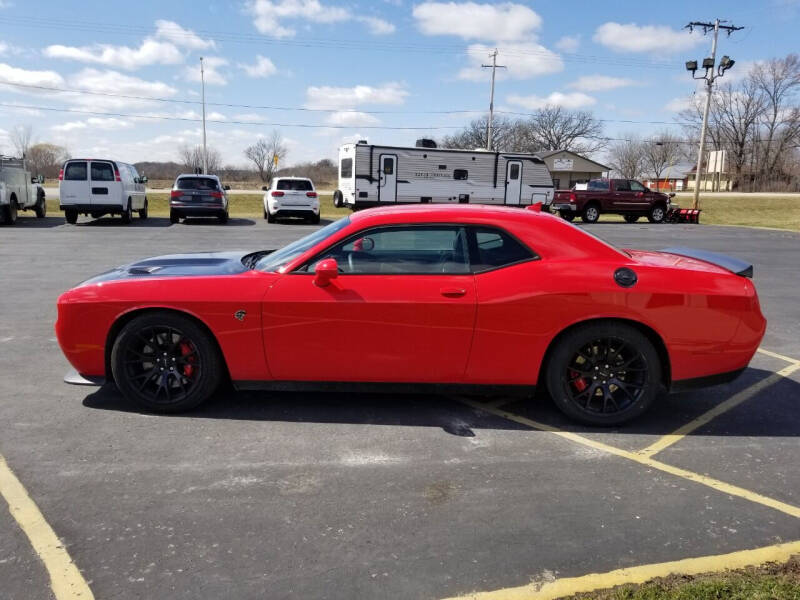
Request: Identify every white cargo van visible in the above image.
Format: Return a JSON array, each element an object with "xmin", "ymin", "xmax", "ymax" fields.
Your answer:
[{"xmin": 59, "ymin": 159, "xmax": 148, "ymax": 224}]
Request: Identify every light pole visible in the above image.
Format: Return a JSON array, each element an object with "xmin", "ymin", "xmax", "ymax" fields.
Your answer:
[
  {"xmin": 685, "ymin": 19, "xmax": 742, "ymax": 209},
  {"xmin": 481, "ymin": 49, "xmax": 506, "ymax": 151},
  {"xmin": 200, "ymin": 56, "xmax": 208, "ymax": 175}
]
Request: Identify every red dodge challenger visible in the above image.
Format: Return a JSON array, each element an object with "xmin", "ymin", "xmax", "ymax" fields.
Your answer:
[{"xmin": 56, "ymin": 205, "xmax": 766, "ymax": 425}]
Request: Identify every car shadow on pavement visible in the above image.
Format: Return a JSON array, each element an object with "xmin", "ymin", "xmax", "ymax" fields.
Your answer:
[
  {"xmin": 80, "ymin": 366, "xmax": 798, "ymax": 439},
  {"xmin": 7, "ymin": 216, "xmax": 65, "ymax": 228},
  {"xmin": 179, "ymin": 217, "xmax": 256, "ymax": 226}
]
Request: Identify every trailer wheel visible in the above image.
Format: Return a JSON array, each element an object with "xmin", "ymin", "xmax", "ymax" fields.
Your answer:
[
  {"xmin": 34, "ymin": 191, "xmax": 47, "ymax": 218},
  {"xmin": 333, "ymin": 190, "xmax": 344, "ymax": 208}
]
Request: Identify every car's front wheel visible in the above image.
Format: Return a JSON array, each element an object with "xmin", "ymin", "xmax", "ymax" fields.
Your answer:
[
  {"xmin": 111, "ymin": 311, "xmax": 223, "ymax": 413},
  {"xmin": 545, "ymin": 322, "xmax": 661, "ymax": 426},
  {"xmin": 648, "ymin": 204, "xmax": 666, "ymax": 223}
]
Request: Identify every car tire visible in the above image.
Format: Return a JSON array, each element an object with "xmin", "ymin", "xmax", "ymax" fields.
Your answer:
[
  {"xmin": 111, "ymin": 311, "xmax": 223, "ymax": 413},
  {"xmin": 34, "ymin": 192, "xmax": 47, "ymax": 218},
  {"xmin": 333, "ymin": 190, "xmax": 344, "ymax": 208},
  {"xmin": 170, "ymin": 210, "xmax": 180, "ymax": 224},
  {"xmin": 267, "ymin": 210, "xmax": 276, "ymax": 223},
  {"xmin": 121, "ymin": 200, "xmax": 133, "ymax": 224},
  {"xmin": 308, "ymin": 213, "xmax": 321, "ymax": 224},
  {"xmin": 218, "ymin": 211, "xmax": 229, "ymax": 224},
  {"xmin": 263, "ymin": 206, "xmax": 268, "ymax": 220},
  {"xmin": 559, "ymin": 210, "xmax": 575, "ymax": 222},
  {"xmin": 581, "ymin": 204, "xmax": 600, "ymax": 223},
  {"xmin": 648, "ymin": 204, "xmax": 666, "ymax": 223},
  {"xmin": 65, "ymin": 209, "xmax": 78, "ymax": 224},
  {"xmin": 1, "ymin": 198, "xmax": 17, "ymax": 225},
  {"xmin": 139, "ymin": 199, "xmax": 148, "ymax": 220},
  {"xmin": 624, "ymin": 214, "xmax": 639, "ymax": 223},
  {"xmin": 544, "ymin": 322, "xmax": 662, "ymax": 426}
]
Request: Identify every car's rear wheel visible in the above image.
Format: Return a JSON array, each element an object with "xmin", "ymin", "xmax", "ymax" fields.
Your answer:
[
  {"xmin": 581, "ymin": 204, "xmax": 599, "ymax": 223},
  {"xmin": 121, "ymin": 200, "xmax": 133, "ymax": 224},
  {"xmin": 35, "ymin": 192, "xmax": 47, "ymax": 218},
  {"xmin": 559, "ymin": 210, "xmax": 575, "ymax": 222},
  {"xmin": 267, "ymin": 210, "xmax": 276, "ymax": 223},
  {"xmin": 648, "ymin": 204, "xmax": 666, "ymax": 223},
  {"xmin": 65, "ymin": 209, "xmax": 78, "ymax": 224},
  {"xmin": 2, "ymin": 197, "xmax": 18, "ymax": 225},
  {"xmin": 218, "ymin": 211, "xmax": 229, "ymax": 224},
  {"xmin": 111, "ymin": 312, "xmax": 223, "ymax": 413},
  {"xmin": 545, "ymin": 323, "xmax": 661, "ymax": 426},
  {"xmin": 139, "ymin": 199, "xmax": 148, "ymax": 219},
  {"xmin": 624, "ymin": 214, "xmax": 639, "ymax": 223},
  {"xmin": 308, "ymin": 212, "xmax": 320, "ymax": 224},
  {"xmin": 170, "ymin": 210, "xmax": 180, "ymax": 224}
]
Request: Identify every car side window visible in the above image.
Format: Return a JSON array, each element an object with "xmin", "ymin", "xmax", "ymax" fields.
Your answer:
[
  {"xmin": 310, "ymin": 226, "xmax": 470, "ymax": 275},
  {"xmin": 469, "ymin": 227, "xmax": 535, "ymax": 272},
  {"xmin": 615, "ymin": 180, "xmax": 631, "ymax": 192},
  {"xmin": 629, "ymin": 180, "xmax": 646, "ymax": 192}
]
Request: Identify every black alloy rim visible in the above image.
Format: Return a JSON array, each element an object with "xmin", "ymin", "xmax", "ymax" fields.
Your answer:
[
  {"xmin": 561, "ymin": 337, "xmax": 648, "ymax": 414},
  {"xmin": 123, "ymin": 326, "xmax": 201, "ymax": 404}
]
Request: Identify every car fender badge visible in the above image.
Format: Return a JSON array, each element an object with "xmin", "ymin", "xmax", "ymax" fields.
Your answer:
[{"xmin": 234, "ymin": 310, "xmax": 247, "ymax": 321}]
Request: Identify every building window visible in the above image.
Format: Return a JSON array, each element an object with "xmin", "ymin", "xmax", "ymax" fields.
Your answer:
[{"xmin": 340, "ymin": 158, "xmax": 353, "ymax": 178}]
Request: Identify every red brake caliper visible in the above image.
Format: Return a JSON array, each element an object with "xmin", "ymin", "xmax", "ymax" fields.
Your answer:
[
  {"xmin": 179, "ymin": 342, "xmax": 195, "ymax": 377},
  {"xmin": 570, "ymin": 370, "xmax": 588, "ymax": 392}
]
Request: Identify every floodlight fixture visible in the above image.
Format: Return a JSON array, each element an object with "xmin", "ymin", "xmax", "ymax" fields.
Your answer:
[
  {"xmin": 702, "ymin": 57, "xmax": 715, "ymax": 69},
  {"xmin": 685, "ymin": 60, "xmax": 698, "ymax": 72},
  {"xmin": 719, "ymin": 55, "xmax": 735, "ymax": 73}
]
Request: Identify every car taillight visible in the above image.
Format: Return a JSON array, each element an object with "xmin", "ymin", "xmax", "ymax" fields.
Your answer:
[
  {"xmin": 58, "ymin": 169, "xmax": 64, "ymax": 181},
  {"xmin": 306, "ymin": 191, "xmax": 317, "ymax": 198},
  {"xmin": 271, "ymin": 191, "xmax": 284, "ymax": 197},
  {"xmin": 210, "ymin": 191, "xmax": 223, "ymax": 199},
  {"xmin": 170, "ymin": 190, "xmax": 182, "ymax": 198},
  {"xmin": 114, "ymin": 170, "xmax": 121, "ymax": 182},
  {"xmin": 569, "ymin": 193, "xmax": 577, "ymax": 203}
]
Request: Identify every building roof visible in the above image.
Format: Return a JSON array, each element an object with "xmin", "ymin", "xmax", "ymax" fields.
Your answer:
[
  {"xmin": 534, "ymin": 149, "xmax": 611, "ymax": 171},
  {"xmin": 641, "ymin": 162, "xmax": 696, "ymax": 180}
]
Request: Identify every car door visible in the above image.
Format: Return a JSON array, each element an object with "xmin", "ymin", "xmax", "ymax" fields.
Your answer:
[
  {"xmin": 610, "ymin": 178, "xmax": 633, "ymax": 210},
  {"xmin": 263, "ymin": 225, "xmax": 476, "ymax": 383},
  {"xmin": 89, "ymin": 161, "xmax": 116, "ymax": 206},
  {"xmin": 60, "ymin": 161, "xmax": 88, "ymax": 205},
  {"xmin": 378, "ymin": 155, "xmax": 397, "ymax": 203},
  {"xmin": 504, "ymin": 160, "xmax": 523, "ymax": 204},
  {"xmin": 628, "ymin": 180, "xmax": 650, "ymax": 209}
]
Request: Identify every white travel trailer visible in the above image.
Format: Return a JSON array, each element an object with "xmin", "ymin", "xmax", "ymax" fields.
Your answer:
[{"xmin": 333, "ymin": 140, "xmax": 554, "ymax": 210}]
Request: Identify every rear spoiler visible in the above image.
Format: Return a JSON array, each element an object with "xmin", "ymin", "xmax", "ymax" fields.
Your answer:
[{"xmin": 662, "ymin": 247, "xmax": 753, "ymax": 278}]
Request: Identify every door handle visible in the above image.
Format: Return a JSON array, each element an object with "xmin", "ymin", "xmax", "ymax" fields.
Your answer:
[{"xmin": 440, "ymin": 287, "xmax": 467, "ymax": 298}]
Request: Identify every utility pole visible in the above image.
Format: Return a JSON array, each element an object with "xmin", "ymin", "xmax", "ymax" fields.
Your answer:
[
  {"xmin": 481, "ymin": 49, "xmax": 506, "ymax": 151},
  {"xmin": 200, "ymin": 56, "xmax": 208, "ymax": 175},
  {"xmin": 684, "ymin": 20, "xmax": 743, "ymax": 209}
]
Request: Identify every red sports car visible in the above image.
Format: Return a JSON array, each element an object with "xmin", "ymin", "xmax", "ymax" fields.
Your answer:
[{"xmin": 56, "ymin": 205, "xmax": 766, "ymax": 425}]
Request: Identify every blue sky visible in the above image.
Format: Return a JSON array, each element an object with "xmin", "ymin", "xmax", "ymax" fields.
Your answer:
[{"xmin": 0, "ymin": 0, "xmax": 799, "ymax": 167}]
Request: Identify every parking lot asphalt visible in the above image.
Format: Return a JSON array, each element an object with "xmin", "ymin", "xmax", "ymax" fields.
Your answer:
[{"xmin": 1, "ymin": 214, "xmax": 799, "ymax": 600}]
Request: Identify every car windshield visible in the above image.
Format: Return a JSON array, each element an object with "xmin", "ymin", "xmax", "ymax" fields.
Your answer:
[
  {"xmin": 276, "ymin": 179, "xmax": 313, "ymax": 191},
  {"xmin": 255, "ymin": 217, "xmax": 351, "ymax": 272},
  {"xmin": 177, "ymin": 177, "xmax": 219, "ymax": 191}
]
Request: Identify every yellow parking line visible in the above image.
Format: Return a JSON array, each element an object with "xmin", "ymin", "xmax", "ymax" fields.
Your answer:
[
  {"xmin": 757, "ymin": 347, "xmax": 800, "ymax": 365},
  {"xmin": 442, "ymin": 539, "xmax": 800, "ymax": 600},
  {"xmin": 457, "ymin": 398, "xmax": 800, "ymax": 519},
  {"xmin": 0, "ymin": 454, "xmax": 94, "ymax": 599}
]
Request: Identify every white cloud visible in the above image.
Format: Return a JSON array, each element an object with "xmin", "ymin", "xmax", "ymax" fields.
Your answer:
[
  {"xmin": 555, "ymin": 35, "xmax": 580, "ymax": 53},
  {"xmin": 326, "ymin": 111, "xmax": 381, "ymax": 127},
  {"xmin": 507, "ymin": 92, "xmax": 596, "ymax": 110},
  {"xmin": 239, "ymin": 55, "xmax": 277, "ymax": 78},
  {"xmin": 413, "ymin": 2, "xmax": 541, "ymax": 41},
  {"xmin": 305, "ymin": 82, "xmax": 408, "ymax": 110},
  {"xmin": 44, "ymin": 39, "xmax": 183, "ymax": 70},
  {"xmin": 52, "ymin": 117, "xmax": 132, "ymax": 133},
  {"xmin": 593, "ymin": 22, "xmax": 704, "ymax": 53},
  {"xmin": 0, "ymin": 41, "xmax": 7, "ymax": 55},
  {"xmin": 184, "ymin": 56, "xmax": 229, "ymax": 86},
  {"xmin": 458, "ymin": 43, "xmax": 563, "ymax": 81},
  {"xmin": 154, "ymin": 20, "xmax": 216, "ymax": 50},
  {"xmin": 247, "ymin": 0, "xmax": 352, "ymax": 38},
  {"xmin": 568, "ymin": 75, "xmax": 638, "ymax": 92},
  {"xmin": 357, "ymin": 16, "xmax": 396, "ymax": 35},
  {"xmin": 66, "ymin": 69, "xmax": 178, "ymax": 109},
  {"xmin": 664, "ymin": 95, "xmax": 695, "ymax": 112},
  {"xmin": 0, "ymin": 62, "xmax": 65, "ymax": 88}
]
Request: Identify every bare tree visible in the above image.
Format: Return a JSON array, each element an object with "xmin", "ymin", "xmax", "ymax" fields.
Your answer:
[
  {"xmin": 244, "ymin": 130, "xmax": 287, "ymax": 182},
  {"xmin": 608, "ymin": 134, "xmax": 646, "ymax": 179},
  {"xmin": 10, "ymin": 125, "xmax": 33, "ymax": 158},
  {"xmin": 641, "ymin": 130, "xmax": 684, "ymax": 183},
  {"xmin": 179, "ymin": 144, "xmax": 221, "ymax": 174},
  {"xmin": 440, "ymin": 115, "xmax": 520, "ymax": 151},
  {"xmin": 26, "ymin": 143, "xmax": 70, "ymax": 178},
  {"xmin": 520, "ymin": 106, "xmax": 606, "ymax": 154}
]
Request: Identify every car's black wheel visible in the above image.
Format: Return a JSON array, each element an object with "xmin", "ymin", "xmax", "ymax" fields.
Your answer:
[
  {"xmin": 267, "ymin": 210, "xmax": 276, "ymax": 223},
  {"xmin": 581, "ymin": 204, "xmax": 600, "ymax": 223},
  {"xmin": 218, "ymin": 211, "xmax": 229, "ymax": 224},
  {"xmin": 121, "ymin": 200, "xmax": 133, "ymax": 224},
  {"xmin": 333, "ymin": 190, "xmax": 344, "ymax": 208},
  {"xmin": 559, "ymin": 210, "xmax": 575, "ymax": 222},
  {"xmin": 139, "ymin": 199, "xmax": 148, "ymax": 219},
  {"xmin": 308, "ymin": 212, "xmax": 321, "ymax": 224},
  {"xmin": 111, "ymin": 312, "xmax": 223, "ymax": 413},
  {"xmin": 170, "ymin": 210, "xmax": 180, "ymax": 224},
  {"xmin": 263, "ymin": 206, "xmax": 268, "ymax": 220},
  {"xmin": 648, "ymin": 204, "xmax": 666, "ymax": 223},
  {"xmin": 624, "ymin": 214, "xmax": 639, "ymax": 223},
  {"xmin": 34, "ymin": 192, "xmax": 47, "ymax": 218},
  {"xmin": 545, "ymin": 322, "xmax": 661, "ymax": 426},
  {"xmin": 65, "ymin": 209, "xmax": 78, "ymax": 224},
  {"xmin": 1, "ymin": 198, "xmax": 17, "ymax": 225}
]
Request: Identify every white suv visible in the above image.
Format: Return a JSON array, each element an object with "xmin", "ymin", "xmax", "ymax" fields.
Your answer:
[{"xmin": 263, "ymin": 177, "xmax": 320, "ymax": 224}]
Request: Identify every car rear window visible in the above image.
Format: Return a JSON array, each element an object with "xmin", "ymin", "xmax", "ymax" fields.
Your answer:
[
  {"xmin": 176, "ymin": 177, "xmax": 219, "ymax": 191},
  {"xmin": 276, "ymin": 179, "xmax": 313, "ymax": 191},
  {"xmin": 64, "ymin": 162, "xmax": 87, "ymax": 181},
  {"xmin": 587, "ymin": 180, "xmax": 609, "ymax": 191},
  {"xmin": 91, "ymin": 162, "xmax": 115, "ymax": 182}
]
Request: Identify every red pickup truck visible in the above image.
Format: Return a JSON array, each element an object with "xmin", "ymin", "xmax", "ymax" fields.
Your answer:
[{"xmin": 551, "ymin": 179, "xmax": 673, "ymax": 224}]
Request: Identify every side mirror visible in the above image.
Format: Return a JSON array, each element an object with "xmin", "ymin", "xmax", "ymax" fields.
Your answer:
[
  {"xmin": 669, "ymin": 192, "xmax": 676, "ymax": 198},
  {"xmin": 636, "ymin": 191, "xmax": 644, "ymax": 198},
  {"xmin": 262, "ymin": 186, "xmax": 268, "ymax": 191},
  {"xmin": 352, "ymin": 236, "xmax": 374, "ymax": 252},
  {"xmin": 141, "ymin": 176, "xmax": 148, "ymax": 184},
  {"xmin": 314, "ymin": 258, "xmax": 339, "ymax": 287},
  {"xmin": 224, "ymin": 185, "xmax": 231, "ymax": 191}
]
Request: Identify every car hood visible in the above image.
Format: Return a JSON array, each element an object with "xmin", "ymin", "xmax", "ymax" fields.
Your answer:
[{"xmin": 76, "ymin": 250, "xmax": 265, "ymax": 287}]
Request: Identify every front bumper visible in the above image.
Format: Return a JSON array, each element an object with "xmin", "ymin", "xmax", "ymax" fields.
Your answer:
[{"xmin": 64, "ymin": 368, "xmax": 105, "ymax": 386}]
